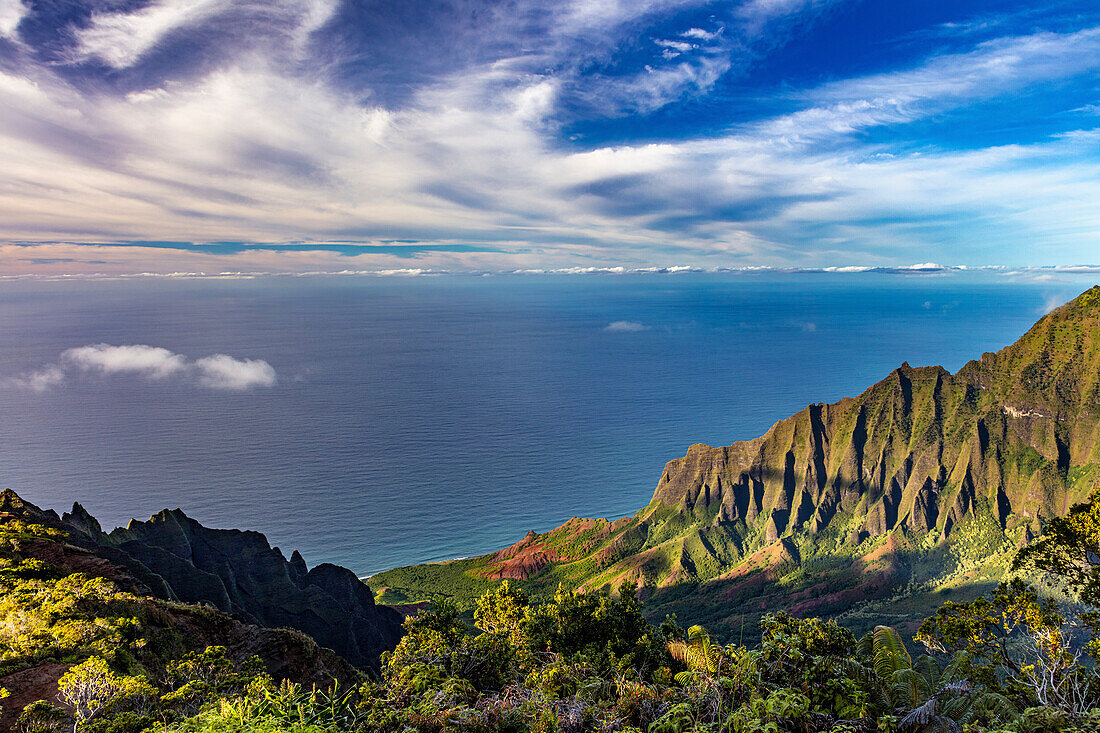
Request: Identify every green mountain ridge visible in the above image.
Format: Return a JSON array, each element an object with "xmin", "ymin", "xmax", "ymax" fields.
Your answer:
[{"xmin": 372, "ymin": 285, "xmax": 1100, "ymax": 638}]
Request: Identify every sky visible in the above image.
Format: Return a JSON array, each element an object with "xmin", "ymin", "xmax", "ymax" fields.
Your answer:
[{"xmin": 0, "ymin": 0, "xmax": 1099, "ymax": 275}]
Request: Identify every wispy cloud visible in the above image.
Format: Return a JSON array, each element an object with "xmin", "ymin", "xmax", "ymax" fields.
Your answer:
[
  {"xmin": 604, "ymin": 320, "xmax": 649, "ymax": 332},
  {"xmin": 656, "ymin": 39, "xmax": 696, "ymax": 53},
  {"xmin": 0, "ymin": 1, "xmax": 1098, "ymax": 272},
  {"xmin": 0, "ymin": 0, "xmax": 29, "ymax": 38},
  {"xmin": 72, "ymin": 0, "xmax": 337, "ymax": 68},
  {"xmin": 793, "ymin": 28, "xmax": 1100, "ymax": 133},
  {"xmin": 8, "ymin": 345, "xmax": 277, "ymax": 391},
  {"xmin": 681, "ymin": 27, "xmax": 720, "ymax": 40},
  {"xmin": 8, "ymin": 365, "xmax": 65, "ymax": 392},
  {"xmin": 75, "ymin": 0, "xmax": 226, "ymax": 67}
]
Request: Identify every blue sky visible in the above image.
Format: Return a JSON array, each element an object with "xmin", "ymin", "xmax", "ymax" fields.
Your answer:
[{"xmin": 0, "ymin": 0, "xmax": 1098, "ymax": 274}]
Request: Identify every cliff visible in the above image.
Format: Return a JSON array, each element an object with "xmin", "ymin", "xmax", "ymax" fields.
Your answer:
[
  {"xmin": 0, "ymin": 489, "xmax": 403, "ymax": 671},
  {"xmin": 0, "ymin": 489, "xmax": 364, "ymax": 731},
  {"xmin": 102, "ymin": 509, "xmax": 404, "ymax": 671},
  {"xmin": 372, "ymin": 286, "xmax": 1100, "ymax": 637}
]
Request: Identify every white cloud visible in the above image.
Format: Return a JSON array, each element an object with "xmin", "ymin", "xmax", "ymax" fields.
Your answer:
[
  {"xmin": 7, "ymin": 344, "xmax": 276, "ymax": 391},
  {"xmin": 682, "ymin": 27, "xmax": 719, "ymax": 40},
  {"xmin": 75, "ymin": 0, "xmax": 227, "ymax": 68},
  {"xmin": 194, "ymin": 354, "xmax": 277, "ymax": 390},
  {"xmin": 62, "ymin": 344, "xmax": 188, "ymax": 378},
  {"xmin": 604, "ymin": 320, "xmax": 649, "ymax": 332},
  {"xmin": 512, "ymin": 80, "xmax": 558, "ymax": 122},
  {"xmin": 604, "ymin": 53, "xmax": 732, "ymax": 113},
  {"xmin": 1, "ymin": 8, "xmax": 1100, "ymax": 272},
  {"xmin": 0, "ymin": 0, "xmax": 28, "ymax": 38},
  {"xmin": 73, "ymin": 0, "xmax": 337, "ymax": 68},
  {"xmin": 656, "ymin": 39, "xmax": 695, "ymax": 52},
  {"xmin": 780, "ymin": 28, "xmax": 1100, "ymax": 142},
  {"xmin": 6, "ymin": 365, "xmax": 65, "ymax": 392}
]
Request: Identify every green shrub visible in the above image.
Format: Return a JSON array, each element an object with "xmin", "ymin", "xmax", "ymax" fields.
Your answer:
[{"xmin": 16, "ymin": 700, "xmax": 67, "ymax": 733}]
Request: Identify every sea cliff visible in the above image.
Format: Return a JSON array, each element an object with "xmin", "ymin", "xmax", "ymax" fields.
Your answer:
[{"xmin": 373, "ymin": 286, "xmax": 1100, "ymax": 638}]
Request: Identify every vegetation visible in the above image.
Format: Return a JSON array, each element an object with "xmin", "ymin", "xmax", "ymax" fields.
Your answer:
[
  {"xmin": 0, "ymin": 514, "xmax": 348, "ymax": 732},
  {"xmin": 148, "ymin": 490, "xmax": 1100, "ymax": 732},
  {"xmin": 124, "ymin": 579, "xmax": 1100, "ymax": 732},
  {"xmin": 11, "ymin": 289, "xmax": 1100, "ymax": 731},
  {"xmin": 0, "ymin": 519, "xmax": 149, "ymax": 677},
  {"xmin": 14, "ymin": 486, "xmax": 1100, "ymax": 732}
]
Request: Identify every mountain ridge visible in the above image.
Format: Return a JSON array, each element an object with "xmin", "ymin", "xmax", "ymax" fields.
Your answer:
[
  {"xmin": 102, "ymin": 505, "xmax": 405, "ymax": 670},
  {"xmin": 372, "ymin": 286, "xmax": 1100, "ymax": 637},
  {"xmin": 0, "ymin": 488, "xmax": 403, "ymax": 670}
]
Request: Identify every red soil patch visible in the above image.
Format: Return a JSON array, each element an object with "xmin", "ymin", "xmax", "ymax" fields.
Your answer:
[
  {"xmin": 480, "ymin": 519, "xmax": 622, "ymax": 580},
  {"xmin": 0, "ymin": 662, "xmax": 73, "ymax": 730}
]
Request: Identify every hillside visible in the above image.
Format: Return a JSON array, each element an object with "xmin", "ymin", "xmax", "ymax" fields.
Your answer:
[
  {"xmin": 0, "ymin": 489, "xmax": 363, "ymax": 730},
  {"xmin": 0, "ymin": 489, "xmax": 402, "ymax": 668},
  {"xmin": 372, "ymin": 286, "xmax": 1100, "ymax": 638}
]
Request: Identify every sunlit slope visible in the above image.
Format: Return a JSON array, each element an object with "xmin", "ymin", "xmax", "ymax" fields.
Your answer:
[{"xmin": 372, "ymin": 286, "xmax": 1100, "ymax": 637}]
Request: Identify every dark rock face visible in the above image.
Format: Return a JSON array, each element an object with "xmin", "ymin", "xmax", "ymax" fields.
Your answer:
[
  {"xmin": 0, "ymin": 489, "xmax": 404, "ymax": 671},
  {"xmin": 0, "ymin": 489, "xmax": 364, "ymax": 685},
  {"xmin": 98, "ymin": 509, "xmax": 404, "ymax": 671}
]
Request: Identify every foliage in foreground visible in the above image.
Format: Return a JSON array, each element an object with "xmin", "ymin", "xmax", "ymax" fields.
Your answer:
[
  {"xmin": 15, "ymin": 490, "xmax": 1100, "ymax": 732},
  {"xmin": 142, "ymin": 577, "xmax": 1100, "ymax": 733}
]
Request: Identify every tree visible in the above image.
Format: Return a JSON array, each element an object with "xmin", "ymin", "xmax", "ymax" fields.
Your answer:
[
  {"xmin": 56, "ymin": 656, "xmax": 155, "ymax": 732},
  {"xmin": 916, "ymin": 580, "xmax": 1091, "ymax": 714},
  {"xmin": 16, "ymin": 700, "xmax": 67, "ymax": 733},
  {"xmin": 756, "ymin": 612, "xmax": 872, "ymax": 719},
  {"xmin": 868, "ymin": 625, "xmax": 911, "ymax": 681},
  {"xmin": 473, "ymin": 581, "xmax": 528, "ymax": 637},
  {"xmin": 384, "ymin": 597, "xmax": 467, "ymax": 675},
  {"xmin": 1014, "ymin": 490, "xmax": 1100, "ymax": 604},
  {"xmin": 668, "ymin": 625, "xmax": 725, "ymax": 684},
  {"xmin": 520, "ymin": 581, "xmax": 666, "ymax": 676},
  {"xmin": 161, "ymin": 646, "xmax": 267, "ymax": 715}
]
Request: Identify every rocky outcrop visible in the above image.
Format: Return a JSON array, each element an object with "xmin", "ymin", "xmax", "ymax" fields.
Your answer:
[
  {"xmin": 0, "ymin": 489, "xmax": 402, "ymax": 671},
  {"xmin": 635, "ymin": 288, "xmax": 1100, "ymax": 580},
  {"xmin": 101, "ymin": 509, "xmax": 403, "ymax": 671},
  {"xmin": 0, "ymin": 484, "xmax": 358, "ymax": 686}
]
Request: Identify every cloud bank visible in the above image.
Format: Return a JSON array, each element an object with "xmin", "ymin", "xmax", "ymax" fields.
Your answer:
[
  {"xmin": 0, "ymin": 1, "xmax": 1098, "ymax": 272},
  {"xmin": 9, "ymin": 344, "xmax": 277, "ymax": 391}
]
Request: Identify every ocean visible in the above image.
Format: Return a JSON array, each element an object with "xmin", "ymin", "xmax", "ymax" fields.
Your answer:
[{"xmin": 0, "ymin": 272, "xmax": 1089, "ymax": 576}]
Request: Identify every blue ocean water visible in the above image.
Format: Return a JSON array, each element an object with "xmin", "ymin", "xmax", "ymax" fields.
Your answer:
[{"xmin": 0, "ymin": 273, "xmax": 1090, "ymax": 575}]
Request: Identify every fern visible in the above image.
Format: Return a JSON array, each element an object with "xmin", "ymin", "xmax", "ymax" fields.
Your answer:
[
  {"xmin": 891, "ymin": 668, "xmax": 932, "ymax": 710},
  {"xmin": 872, "ymin": 626, "xmax": 912, "ymax": 679},
  {"xmin": 668, "ymin": 625, "xmax": 721, "ymax": 678}
]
